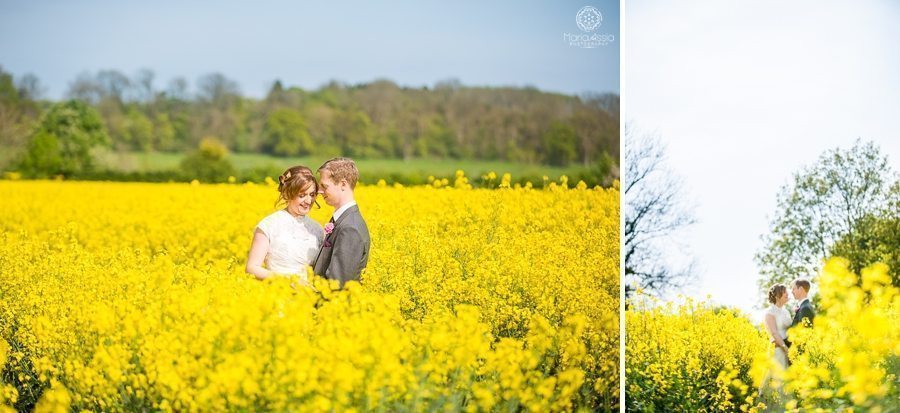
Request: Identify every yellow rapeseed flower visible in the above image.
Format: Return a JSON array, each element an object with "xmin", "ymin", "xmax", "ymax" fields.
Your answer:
[{"xmin": 0, "ymin": 179, "xmax": 619, "ymax": 412}]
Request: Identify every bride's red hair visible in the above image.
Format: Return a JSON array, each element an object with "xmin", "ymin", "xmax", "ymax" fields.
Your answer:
[{"xmin": 275, "ymin": 165, "xmax": 319, "ymax": 208}]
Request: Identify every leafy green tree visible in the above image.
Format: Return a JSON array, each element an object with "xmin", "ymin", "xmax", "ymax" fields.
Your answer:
[
  {"xmin": 179, "ymin": 137, "xmax": 236, "ymax": 182},
  {"xmin": 262, "ymin": 108, "xmax": 314, "ymax": 156},
  {"xmin": 17, "ymin": 100, "xmax": 109, "ymax": 177},
  {"xmin": 16, "ymin": 131, "xmax": 61, "ymax": 175},
  {"xmin": 541, "ymin": 121, "xmax": 577, "ymax": 166},
  {"xmin": 756, "ymin": 140, "xmax": 898, "ymax": 290},
  {"xmin": 169, "ymin": 111, "xmax": 191, "ymax": 151},
  {"xmin": 153, "ymin": 113, "xmax": 176, "ymax": 151},
  {"xmin": 0, "ymin": 66, "xmax": 43, "ymax": 116},
  {"xmin": 0, "ymin": 67, "xmax": 42, "ymax": 169},
  {"xmin": 579, "ymin": 151, "xmax": 617, "ymax": 187},
  {"xmin": 265, "ymin": 80, "xmax": 288, "ymax": 107},
  {"xmin": 125, "ymin": 107, "xmax": 153, "ymax": 151},
  {"xmin": 830, "ymin": 182, "xmax": 900, "ymax": 284},
  {"xmin": 0, "ymin": 67, "xmax": 20, "ymax": 106},
  {"xmin": 0, "ymin": 104, "xmax": 31, "ymax": 169},
  {"xmin": 573, "ymin": 94, "xmax": 619, "ymax": 166},
  {"xmin": 332, "ymin": 110, "xmax": 374, "ymax": 157},
  {"xmin": 194, "ymin": 73, "xmax": 244, "ymax": 149},
  {"xmin": 95, "ymin": 99, "xmax": 126, "ymax": 149},
  {"xmin": 303, "ymin": 103, "xmax": 339, "ymax": 156},
  {"xmin": 370, "ymin": 130, "xmax": 396, "ymax": 159},
  {"xmin": 420, "ymin": 116, "xmax": 456, "ymax": 158}
]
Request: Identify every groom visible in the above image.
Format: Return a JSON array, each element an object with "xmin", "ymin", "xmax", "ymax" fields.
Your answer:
[
  {"xmin": 790, "ymin": 278, "xmax": 815, "ymax": 327},
  {"xmin": 312, "ymin": 157, "xmax": 371, "ymax": 288}
]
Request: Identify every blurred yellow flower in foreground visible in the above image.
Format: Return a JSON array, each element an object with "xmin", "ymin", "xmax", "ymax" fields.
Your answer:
[{"xmin": 627, "ymin": 258, "xmax": 898, "ymax": 412}]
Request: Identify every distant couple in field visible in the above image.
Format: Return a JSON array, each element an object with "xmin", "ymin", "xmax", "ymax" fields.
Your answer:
[
  {"xmin": 764, "ymin": 279, "xmax": 815, "ymax": 366},
  {"xmin": 759, "ymin": 279, "xmax": 815, "ymax": 399},
  {"xmin": 244, "ymin": 157, "xmax": 371, "ymax": 288}
]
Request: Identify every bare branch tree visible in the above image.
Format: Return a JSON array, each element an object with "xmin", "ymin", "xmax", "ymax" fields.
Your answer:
[{"xmin": 624, "ymin": 124, "xmax": 696, "ymax": 302}]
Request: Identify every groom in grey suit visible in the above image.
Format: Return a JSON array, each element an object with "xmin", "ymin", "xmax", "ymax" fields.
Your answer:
[{"xmin": 313, "ymin": 157, "xmax": 370, "ymax": 287}]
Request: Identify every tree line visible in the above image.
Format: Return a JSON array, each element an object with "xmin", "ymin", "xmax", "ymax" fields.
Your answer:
[{"xmin": 0, "ymin": 66, "xmax": 618, "ymax": 173}]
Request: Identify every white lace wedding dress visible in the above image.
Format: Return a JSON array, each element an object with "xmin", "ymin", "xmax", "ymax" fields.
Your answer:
[
  {"xmin": 765, "ymin": 304, "xmax": 792, "ymax": 367},
  {"xmin": 255, "ymin": 210, "xmax": 324, "ymax": 280}
]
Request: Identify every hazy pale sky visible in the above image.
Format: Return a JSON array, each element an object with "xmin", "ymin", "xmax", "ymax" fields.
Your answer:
[
  {"xmin": 0, "ymin": 0, "xmax": 619, "ymax": 99},
  {"xmin": 625, "ymin": 0, "xmax": 900, "ymax": 315}
]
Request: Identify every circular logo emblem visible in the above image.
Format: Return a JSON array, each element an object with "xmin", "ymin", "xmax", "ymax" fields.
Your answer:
[{"xmin": 576, "ymin": 6, "xmax": 603, "ymax": 32}]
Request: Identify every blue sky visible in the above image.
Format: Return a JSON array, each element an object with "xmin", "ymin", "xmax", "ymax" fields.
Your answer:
[
  {"xmin": 0, "ymin": 0, "xmax": 619, "ymax": 99},
  {"xmin": 625, "ymin": 0, "xmax": 900, "ymax": 316}
]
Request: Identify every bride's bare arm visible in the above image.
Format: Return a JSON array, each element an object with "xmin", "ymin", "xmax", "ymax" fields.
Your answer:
[
  {"xmin": 246, "ymin": 229, "xmax": 275, "ymax": 280},
  {"xmin": 764, "ymin": 313, "xmax": 787, "ymax": 350}
]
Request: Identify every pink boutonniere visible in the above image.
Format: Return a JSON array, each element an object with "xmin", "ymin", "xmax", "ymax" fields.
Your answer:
[{"xmin": 324, "ymin": 222, "xmax": 335, "ymax": 235}]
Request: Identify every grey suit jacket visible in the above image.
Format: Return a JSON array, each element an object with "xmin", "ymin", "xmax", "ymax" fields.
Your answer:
[
  {"xmin": 791, "ymin": 299, "xmax": 815, "ymax": 328},
  {"xmin": 312, "ymin": 205, "xmax": 370, "ymax": 287}
]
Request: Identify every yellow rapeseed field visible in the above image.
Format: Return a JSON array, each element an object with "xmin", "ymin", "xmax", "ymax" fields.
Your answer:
[
  {"xmin": 626, "ymin": 296, "xmax": 769, "ymax": 412},
  {"xmin": 626, "ymin": 259, "xmax": 899, "ymax": 412},
  {"xmin": 756, "ymin": 258, "xmax": 899, "ymax": 412},
  {"xmin": 0, "ymin": 176, "xmax": 619, "ymax": 412}
]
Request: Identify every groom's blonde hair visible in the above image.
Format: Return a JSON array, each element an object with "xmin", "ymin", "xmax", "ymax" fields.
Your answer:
[{"xmin": 318, "ymin": 157, "xmax": 359, "ymax": 189}]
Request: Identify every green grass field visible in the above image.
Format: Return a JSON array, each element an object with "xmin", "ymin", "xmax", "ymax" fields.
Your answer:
[{"xmin": 96, "ymin": 151, "xmax": 596, "ymax": 181}]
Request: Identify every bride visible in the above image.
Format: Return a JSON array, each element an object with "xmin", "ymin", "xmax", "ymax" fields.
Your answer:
[
  {"xmin": 758, "ymin": 283, "xmax": 792, "ymax": 402},
  {"xmin": 246, "ymin": 166, "xmax": 324, "ymax": 283},
  {"xmin": 764, "ymin": 283, "xmax": 792, "ymax": 367}
]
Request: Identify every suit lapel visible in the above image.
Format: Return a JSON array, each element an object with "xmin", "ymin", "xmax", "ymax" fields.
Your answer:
[
  {"xmin": 313, "ymin": 217, "xmax": 334, "ymax": 269},
  {"xmin": 333, "ymin": 205, "xmax": 358, "ymax": 228},
  {"xmin": 314, "ymin": 205, "xmax": 359, "ymax": 268}
]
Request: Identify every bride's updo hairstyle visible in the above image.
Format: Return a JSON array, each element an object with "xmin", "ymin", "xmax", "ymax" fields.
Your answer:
[
  {"xmin": 275, "ymin": 166, "xmax": 319, "ymax": 208},
  {"xmin": 767, "ymin": 283, "xmax": 787, "ymax": 304}
]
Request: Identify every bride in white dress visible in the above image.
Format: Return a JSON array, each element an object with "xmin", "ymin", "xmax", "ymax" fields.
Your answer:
[
  {"xmin": 764, "ymin": 284, "xmax": 792, "ymax": 367},
  {"xmin": 246, "ymin": 166, "xmax": 324, "ymax": 283},
  {"xmin": 758, "ymin": 283, "xmax": 792, "ymax": 402}
]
